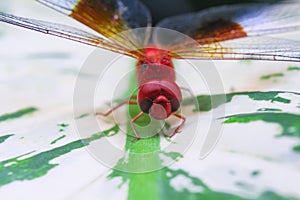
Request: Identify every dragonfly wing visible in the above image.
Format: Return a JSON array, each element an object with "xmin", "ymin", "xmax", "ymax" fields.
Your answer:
[
  {"xmin": 0, "ymin": 12, "xmax": 138, "ymax": 58},
  {"xmin": 36, "ymin": 0, "xmax": 152, "ymax": 49},
  {"xmin": 156, "ymin": 3, "xmax": 300, "ymax": 43},
  {"xmin": 170, "ymin": 36, "xmax": 300, "ymax": 62},
  {"xmin": 154, "ymin": 3, "xmax": 300, "ymax": 61}
]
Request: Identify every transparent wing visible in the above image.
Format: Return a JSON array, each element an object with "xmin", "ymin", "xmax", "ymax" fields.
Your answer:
[
  {"xmin": 36, "ymin": 0, "xmax": 152, "ymax": 50},
  {"xmin": 169, "ymin": 36, "xmax": 300, "ymax": 62},
  {"xmin": 155, "ymin": 3, "xmax": 300, "ymax": 62},
  {"xmin": 0, "ymin": 12, "xmax": 139, "ymax": 58}
]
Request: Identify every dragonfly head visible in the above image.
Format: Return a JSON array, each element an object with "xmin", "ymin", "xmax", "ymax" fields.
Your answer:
[{"xmin": 138, "ymin": 80, "xmax": 182, "ymax": 120}]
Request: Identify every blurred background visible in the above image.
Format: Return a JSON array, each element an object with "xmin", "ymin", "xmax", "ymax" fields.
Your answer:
[
  {"xmin": 0, "ymin": 1, "xmax": 300, "ymax": 200},
  {"xmin": 140, "ymin": 0, "xmax": 283, "ymax": 24}
]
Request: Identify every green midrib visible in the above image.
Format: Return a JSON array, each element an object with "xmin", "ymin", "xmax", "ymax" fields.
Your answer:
[
  {"xmin": 126, "ymin": 135, "xmax": 161, "ymax": 200},
  {"xmin": 122, "ymin": 65, "xmax": 162, "ymax": 200}
]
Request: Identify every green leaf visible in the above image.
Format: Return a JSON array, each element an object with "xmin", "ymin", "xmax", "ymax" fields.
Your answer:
[
  {"xmin": 0, "ymin": 107, "xmax": 38, "ymax": 122},
  {"xmin": 0, "ymin": 134, "xmax": 14, "ymax": 144},
  {"xmin": 183, "ymin": 91, "xmax": 298, "ymax": 112},
  {"xmin": 223, "ymin": 112, "xmax": 300, "ymax": 138},
  {"xmin": 0, "ymin": 125, "xmax": 119, "ymax": 186},
  {"xmin": 260, "ymin": 73, "xmax": 284, "ymax": 80},
  {"xmin": 287, "ymin": 66, "xmax": 300, "ymax": 71}
]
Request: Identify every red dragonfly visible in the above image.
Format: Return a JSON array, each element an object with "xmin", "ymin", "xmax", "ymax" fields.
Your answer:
[{"xmin": 1, "ymin": 0, "xmax": 300, "ymax": 140}]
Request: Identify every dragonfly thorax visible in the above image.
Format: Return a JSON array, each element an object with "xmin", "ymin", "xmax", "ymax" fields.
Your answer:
[{"xmin": 136, "ymin": 47, "xmax": 176, "ymax": 85}]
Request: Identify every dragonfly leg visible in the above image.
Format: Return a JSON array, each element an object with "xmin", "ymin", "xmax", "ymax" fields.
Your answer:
[
  {"xmin": 130, "ymin": 112, "xmax": 144, "ymax": 141},
  {"xmin": 96, "ymin": 96, "xmax": 137, "ymax": 117},
  {"xmin": 169, "ymin": 113, "xmax": 186, "ymax": 138},
  {"xmin": 180, "ymin": 87, "xmax": 193, "ymax": 97},
  {"xmin": 180, "ymin": 87, "xmax": 196, "ymax": 104}
]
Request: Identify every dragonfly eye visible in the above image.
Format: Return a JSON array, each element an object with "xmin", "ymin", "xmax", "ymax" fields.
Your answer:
[{"xmin": 138, "ymin": 80, "xmax": 182, "ymax": 119}]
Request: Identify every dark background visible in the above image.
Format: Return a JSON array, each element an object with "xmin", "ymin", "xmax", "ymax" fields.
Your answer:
[{"xmin": 140, "ymin": 0, "xmax": 283, "ymax": 25}]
